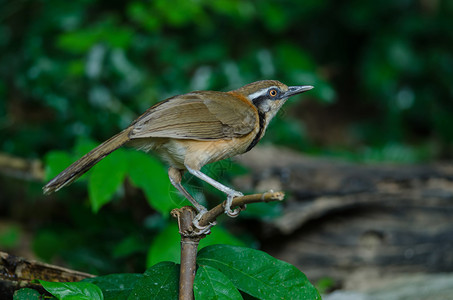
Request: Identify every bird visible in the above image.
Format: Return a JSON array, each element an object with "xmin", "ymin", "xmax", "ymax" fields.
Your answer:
[{"xmin": 43, "ymin": 80, "xmax": 313, "ymax": 227}]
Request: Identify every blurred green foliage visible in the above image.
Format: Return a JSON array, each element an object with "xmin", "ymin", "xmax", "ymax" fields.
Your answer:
[
  {"xmin": 45, "ymin": 138, "xmax": 180, "ymax": 213},
  {"xmin": 0, "ymin": 224, "xmax": 21, "ymax": 249},
  {"xmin": 1, "ymin": 0, "xmax": 452, "ymax": 276},
  {"xmin": 1, "ymin": 0, "xmax": 332, "ymax": 158},
  {"xmin": 1, "ymin": 0, "xmax": 452, "ymax": 161}
]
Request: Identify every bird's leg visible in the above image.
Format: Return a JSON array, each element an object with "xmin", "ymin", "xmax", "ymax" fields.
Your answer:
[
  {"xmin": 168, "ymin": 167, "xmax": 215, "ymax": 234},
  {"xmin": 169, "ymin": 167, "xmax": 207, "ymax": 213},
  {"xmin": 185, "ymin": 166, "xmax": 244, "ymax": 217}
]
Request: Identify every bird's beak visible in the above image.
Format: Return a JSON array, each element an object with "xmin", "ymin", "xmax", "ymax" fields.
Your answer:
[{"xmin": 283, "ymin": 85, "xmax": 314, "ymax": 98}]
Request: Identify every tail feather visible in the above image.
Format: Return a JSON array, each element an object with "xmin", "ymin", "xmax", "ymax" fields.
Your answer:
[{"xmin": 43, "ymin": 128, "xmax": 132, "ymax": 194}]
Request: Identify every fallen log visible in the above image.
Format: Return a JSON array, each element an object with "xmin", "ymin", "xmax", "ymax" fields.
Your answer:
[
  {"xmin": 0, "ymin": 251, "xmax": 93, "ymax": 298},
  {"xmin": 235, "ymin": 146, "xmax": 453, "ymax": 289}
]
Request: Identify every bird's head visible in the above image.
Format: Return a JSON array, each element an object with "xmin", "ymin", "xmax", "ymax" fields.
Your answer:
[{"xmin": 232, "ymin": 80, "xmax": 313, "ymax": 121}]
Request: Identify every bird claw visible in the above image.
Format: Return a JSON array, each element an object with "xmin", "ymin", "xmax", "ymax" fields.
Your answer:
[
  {"xmin": 224, "ymin": 191, "xmax": 245, "ymax": 218},
  {"xmin": 225, "ymin": 206, "xmax": 241, "ymax": 218},
  {"xmin": 192, "ymin": 209, "xmax": 216, "ymax": 235},
  {"xmin": 232, "ymin": 190, "xmax": 244, "ymax": 198}
]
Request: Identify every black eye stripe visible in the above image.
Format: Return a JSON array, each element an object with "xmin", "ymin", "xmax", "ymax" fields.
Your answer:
[
  {"xmin": 252, "ymin": 95, "xmax": 267, "ymax": 107},
  {"xmin": 251, "ymin": 87, "xmax": 281, "ymax": 106}
]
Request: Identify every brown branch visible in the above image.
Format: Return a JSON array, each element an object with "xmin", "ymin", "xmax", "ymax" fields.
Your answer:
[
  {"xmin": 0, "ymin": 251, "xmax": 94, "ymax": 298},
  {"xmin": 198, "ymin": 191, "xmax": 285, "ymax": 227},
  {"xmin": 0, "ymin": 153, "xmax": 44, "ymax": 181},
  {"xmin": 171, "ymin": 207, "xmax": 203, "ymax": 300},
  {"xmin": 171, "ymin": 191, "xmax": 285, "ymax": 299}
]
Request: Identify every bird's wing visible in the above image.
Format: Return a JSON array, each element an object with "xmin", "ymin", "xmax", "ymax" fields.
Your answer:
[{"xmin": 129, "ymin": 91, "xmax": 257, "ymax": 140}]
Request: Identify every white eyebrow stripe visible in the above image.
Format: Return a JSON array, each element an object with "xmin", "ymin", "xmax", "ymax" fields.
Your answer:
[{"xmin": 248, "ymin": 86, "xmax": 277, "ymax": 101}]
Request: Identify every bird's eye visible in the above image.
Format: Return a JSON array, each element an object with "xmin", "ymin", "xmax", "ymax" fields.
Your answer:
[{"xmin": 268, "ymin": 88, "xmax": 278, "ymax": 98}]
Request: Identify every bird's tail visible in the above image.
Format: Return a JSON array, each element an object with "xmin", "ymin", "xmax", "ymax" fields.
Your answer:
[{"xmin": 43, "ymin": 128, "xmax": 132, "ymax": 194}]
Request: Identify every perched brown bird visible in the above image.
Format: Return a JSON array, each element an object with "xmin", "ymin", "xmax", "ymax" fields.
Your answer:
[{"xmin": 43, "ymin": 80, "xmax": 312, "ymax": 227}]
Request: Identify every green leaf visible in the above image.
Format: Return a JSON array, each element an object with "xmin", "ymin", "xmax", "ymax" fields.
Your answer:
[
  {"xmin": 128, "ymin": 261, "xmax": 179, "ymax": 300},
  {"xmin": 199, "ymin": 226, "xmax": 246, "ymax": 249},
  {"xmin": 13, "ymin": 288, "xmax": 41, "ymax": 300},
  {"xmin": 197, "ymin": 245, "xmax": 321, "ymax": 300},
  {"xmin": 44, "ymin": 139, "xmax": 99, "ymax": 187},
  {"xmin": 146, "ymin": 223, "xmax": 181, "ymax": 267},
  {"xmin": 194, "ymin": 265, "xmax": 242, "ymax": 300},
  {"xmin": 127, "ymin": 151, "xmax": 178, "ymax": 215},
  {"xmin": 88, "ymin": 150, "xmax": 128, "ymax": 212},
  {"xmin": 40, "ymin": 280, "xmax": 103, "ymax": 300},
  {"xmin": 74, "ymin": 139, "xmax": 99, "ymax": 158},
  {"xmin": 146, "ymin": 223, "xmax": 245, "ymax": 267},
  {"xmin": 44, "ymin": 151, "xmax": 73, "ymax": 181},
  {"xmin": 83, "ymin": 273, "xmax": 143, "ymax": 300}
]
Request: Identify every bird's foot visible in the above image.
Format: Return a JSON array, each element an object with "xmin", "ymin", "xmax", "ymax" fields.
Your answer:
[
  {"xmin": 224, "ymin": 191, "xmax": 244, "ymax": 218},
  {"xmin": 192, "ymin": 209, "xmax": 216, "ymax": 235}
]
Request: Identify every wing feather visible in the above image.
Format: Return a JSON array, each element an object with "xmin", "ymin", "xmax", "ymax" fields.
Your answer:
[{"xmin": 130, "ymin": 91, "xmax": 257, "ymax": 140}]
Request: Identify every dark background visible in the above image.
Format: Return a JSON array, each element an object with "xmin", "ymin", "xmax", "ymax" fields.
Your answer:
[{"xmin": 1, "ymin": 0, "xmax": 452, "ymax": 294}]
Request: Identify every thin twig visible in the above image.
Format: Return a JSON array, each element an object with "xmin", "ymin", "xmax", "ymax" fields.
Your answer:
[{"xmin": 198, "ymin": 191, "xmax": 285, "ymax": 227}]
